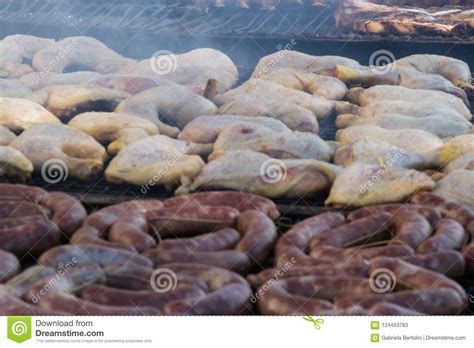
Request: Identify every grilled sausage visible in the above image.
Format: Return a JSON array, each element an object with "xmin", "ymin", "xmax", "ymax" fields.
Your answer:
[
  {"xmin": 0, "ymin": 250, "xmax": 20, "ymax": 283},
  {"xmin": 417, "ymin": 219, "xmax": 468, "ymax": 254}
]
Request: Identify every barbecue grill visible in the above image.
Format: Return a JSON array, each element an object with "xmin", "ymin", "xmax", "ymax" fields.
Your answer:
[{"xmin": 1, "ymin": 0, "xmax": 473, "ymax": 208}]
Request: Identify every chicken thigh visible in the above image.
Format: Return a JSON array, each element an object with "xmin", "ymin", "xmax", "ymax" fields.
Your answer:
[{"xmin": 0, "ymin": 98, "xmax": 59, "ymax": 131}]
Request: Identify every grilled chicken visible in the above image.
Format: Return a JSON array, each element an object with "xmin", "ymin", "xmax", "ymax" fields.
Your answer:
[
  {"xmin": 178, "ymin": 115, "xmax": 291, "ymax": 145},
  {"xmin": 432, "ymin": 170, "xmax": 473, "ymax": 206},
  {"xmin": 217, "ymin": 94, "xmax": 319, "ymax": 133},
  {"xmin": 0, "ymin": 35, "xmax": 54, "ymax": 78},
  {"xmin": 443, "ymin": 153, "xmax": 474, "ymax": 173},
  {"xmin": 0, "ymin": 98, "xmax": 59, "ymax": 131},
  {"xmin": 20, "ymin": 71, "xmax": 101, "ymax": 90},
  {"xmin": 252, "ymin": 51, "xmax": 360, "ymax": 78},
  {"xmin": 33, "ymin": 36, "xmax": 135, "ymax": 74},
  {"xmin": 256, "ymin": 68, "xmax": 348, "ymax": 100},
  {"xmin": 430, "ymin": 134, "xmax": 474, "ymax": 168},
  {"xmin": 215, "ymin": 80, "xmax": 335, "ymax": 119},
  {"xmin": 347, "ymin": 86, "xmax": 471, "ymax": 120},
  {"xmin": 0, "ymin": 126, "xmax": 16, "ymax": 146},
  {"xmin": 393, "ymin": 54, "xmax": 472, "ymax": 91},
  {"xmin": 10, "ymin": 124, "xmax": 106, "ymax": 180},
  {"xmin": 30, "ymin": 85, "xmax": 130, "ymax": 121},
  {"xmin": 334, "ymin": 139, "xmax": 428, "ymax": 169},
  {"xmin": 68, "ymin": 112, "xmax": 159, "ymax": 155},
  {"xmin": 121, "ymin": 48, "xmax": 238, "ymax": 93},
  {"xmin": 105, "ymin": 135, "xmax": 205, "ymax": 188},
  {"xmin": 0, "ymin": 79, "xmax": 32, "ymax": 98},
  {"xmin": 399, "ymin": 74, "xmax": 468, "ymax": 104},
  {"xmin": 336, "ymin": 125, "xmax": 443, "ymax": 154},
  {"xmin": 336, "ymin": 113, "xmax": 471, "ymax": 138},
  {"xmin": 209, "ymin": 123, "xmax": 333, "ymax": 161},
  {"xmin": 83, "ymin": 74, "xmax": 164, "ymax": 95},
  {"xmin": 345, "ymin": 100, "xmax": 467, "ymax": 120},
  {"xmin": 0, "ymin": 146, "xmax": 33, "ymax": 182},
  {"xmin": 116, "ymin": 83, "xmax": 217, "ymax": 137},
  {"xmin": 176, "ymin": 150, "xmax": 341, "ymax": 199},
  {"xmin": 325, "ymin": 164, "xmax": 435, "ymax": 207}
]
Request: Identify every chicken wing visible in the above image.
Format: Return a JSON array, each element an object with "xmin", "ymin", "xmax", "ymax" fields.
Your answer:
[
  {"xmin": 177, "ymin": 150, "xmax": 341, "ymax": 199},
  {"xmin": 68, "ymin": 112, "xmax": 158, "ymax": 155},
  {"xmin": 326, "ymin": 164, "xmax": 435, "ymax": 207},
  {"xmin": 105, "ymin": 135, "xmax": 205, "ymax": 188},
  {"xmin": 10, "ymin": 124, "xmax": 106, "ymax": 180}
]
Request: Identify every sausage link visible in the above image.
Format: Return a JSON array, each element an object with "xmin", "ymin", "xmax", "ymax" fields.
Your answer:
[
  {"xmin": 275, "ymin": 212, "xmax": 346, "ymax": 267},
  {"xmin": 0, "ymin": 250, "xmax": 20, "ymax": 283},
  {"xmin": 39, "ymin": 244, "xmax": 153, "ymax": 269},
  {"xmin": 0, "ymin": 291, "xmax": 66, "ymax": 315},
  {"xmin": 0, "ymin": 201, "xmax": 51, "ymax": 219},
  {"xmin": 368, "ymin": 302, "xmax": 423, "ymax": 315},
  {"xmin": 2, "ymin": 265, "xmax": 55, "ymax": 298},
  {"xmin": 417, "ymin": 219, "xmax": 468, "ymax": 254},
  {"xmin": 0, "ymin": 183, "xmax": 48, "ymax": 202},
  {"xmin": 390, "ymin": 212, "xmax": 431, "ymax": 249},
  {"xmin": 0, "ymin": 216, "xmax": 61, "ymax": 256},
  {"xmin": 335, "ymin": 288, "xmax": 464, "ymax": 315},
  {"xmin": 164, "ymin": 191, "xmax": 280, "ymax": 219},
  {"xmin": 403, "ymin": 251, "xmax": 466, "ymax": 278},
  {"xmin": 108, "ymin": 213, "xmax": 156, "ymax": 251},
  {"xmin": 40, "ymin": 192, "xmax": 87, "ymax": 237},
  {"xmin": 348, "ymin": 204, "xmax": 441, "ymax": 225},
  {"xmin": 309, "ymin": 244, "xmax": 413, "ymax": 261},
  {"xmin": 159, "ymin": 228, "xmax": 241, "ymax": 252}
]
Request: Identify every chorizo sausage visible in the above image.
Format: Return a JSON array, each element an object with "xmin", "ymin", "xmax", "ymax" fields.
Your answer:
[
  {"xmin": 164, "ymin": 191, "xmax": 280, "ymax": 219},
  {"xmin": 0, "ymin": 201, "xmax": 51, "ymax": 219},
  {"xmin": 0, "ymin": 250, "xmax": 20, "ymax": 283},
  {"xmin": 347, "ymin": 204, "xmax": 441, "ymax": 225},
  {"xmin": 417, "ymin": 219, "xmax": 468, "ymax": 254},
  {"xmin": 403, "ymin": 251, "xmax": 465, "ymax": 278},
  {"xmin": 0, "ymin": 183, "xmax": 47, "ymax": 202}
]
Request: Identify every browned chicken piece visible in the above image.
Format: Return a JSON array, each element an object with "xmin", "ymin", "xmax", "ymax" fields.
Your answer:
[
  {"xmin": 178, "ymin": 115, "xmax": 291, "ymax": 145},
  {"xmin": 121, "ymin": 48, "xmax": 238, "ymax": 93},
  {"xmin": 217, "ymin": 94, "xmax": 319, "ymax": 133},
  {"xmin": 30, "ymin": 85, "xmax": 130, "ymax": 121},
  {"xmin": 105, "ymin": 135, "xmax": 205, "ymax": 188},
  {"xmin": 20, "ymin": 71, "xmax": 101, "ymax": 90},
  {"xmin": 443, "ymin": 153, "xmax": 474, "ymax": 173},
  {"xmin": 68, "ymin": 112, "xmax": 159, "ymax": 155},
  {"xmin": 252, "ymin": 51, "xmax": 360, "ymax": 78},
  {"xmin": 256, "ymin": 68, "xmax": 348, "ymax": 100},
  {"xmin": 33, "ymin": 36, "xmax": 135, "ymax": 74},
  {"xmin": 215, "ymin": 80, "xmax": 335, "ymax": 119},
  {"xmin": 0, "ymin": 79, "xmax": 32, "ymax": 98},
  {"xmin": 176, "ymin": 150, "xmax": 341, "ymax": 199},
  {"xmin": 325, "ymin": 163, "xmax": 435, "ymax": 207},
  {"xmin": 0, "ymin": 126, "xmax": 16, "ymax": 145},
  {"xmin": 209, "ymin": 123, "xmax": 333, "ymax": 161},
  {"xmin": 10, "ymin": 124, "xmax": 106, "ymax": 181},
  {"xmin": 0, "ymin": 35, "xmax": 55, "ymax": 78},
  {"xmin": 336, "ymin": 125, "xmax": 443, "ymax": 154},
  {"xmin": 0, "ymin": 98, "xmax": 59, "ymax": 131},
  {"xmin": 347, "ymin": 86, "xmax": 471, "ymax": 120},
  {"xmin": 432, "ymin": 170, "xmax": 473, "ymax": 206},
  {"xmin": 345, "ymin": 100, "xmax": 467, "ymax": 121},
  {"xmin": 336, "ymin": 113, "xmax": 471, "ymax": 138},
  {"xmin": 334, "ymin": 139, "xmax": 428, "ymax": 169},
  {"xmin": 116, "ymin": 83, "xmax": 217, "ymax": 137},
  {"xmin": 0, "ymin": 146, "xmax": 33, "ymax": 182}
]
